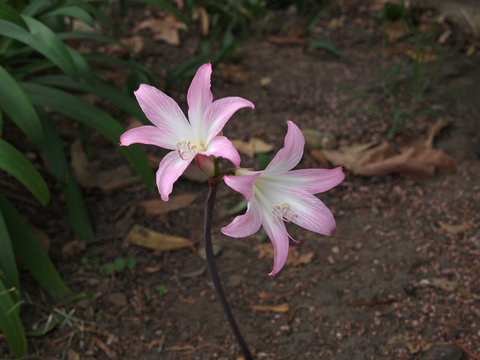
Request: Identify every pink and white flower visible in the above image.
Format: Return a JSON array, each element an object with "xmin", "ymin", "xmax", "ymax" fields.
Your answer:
[
  {"xmin": 221, "ymin": 121, "xmax": 345, "ymax": 276},
  {"xmin": 120, "ymin": 63, "xmax": 254, "ymax": 201}
]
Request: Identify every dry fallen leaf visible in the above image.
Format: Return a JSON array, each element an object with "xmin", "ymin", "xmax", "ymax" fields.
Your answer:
[
  {"xmin": 322, "ymin": 119, "xmax": 456, "ymax": 179},
  {"xmin": 419, "ymin": 278, "xmax": 458, "ymax": 292},
  {"xmin": 258, "ymin": 288, "xmax": 299, "ymax": 299},
  {"xmin": 125, "ymin": 225, "xmax": 194, "ymax": 251},
  {"xmin": 106, "ymin": 35, "xmax": 144, "ymax": 58},
  {"xmin": 268, "ymin": 37, "xmax": 307, "ymax": 46},
  {"xmin": 253, "ymin": 244, "xmax": 314, "ymax": 266},
  {"xmin": 260, "ymin": 77, "xmax": 272, "ymax": 86},
  {"xmin": 249, "ymin": 303, "xmax": 290, "ymax": 313},
  {"xmin": 219, "ymin": 63, "xmax": 250, "ymax": 84},
  {"xmin": 438, "ymin": 222, "xmax": 470, "ymax": 235},
  {"xmin": 328, "ymin": 15, "xmax": 346, "ymax": 30},
  {"xmin": 386, "ymin": 19, "xmax": 409, "ymax": 42},
  {"xmin": 231, "ymin": 138, "xmax": 274, "ymax": 158},
  {"xmin": 134, "ymin": 14, "xmax": 187, "ymax": 45},
  {"xmin": 406, "ymin": 48, "xmax": 437, "ymax": 63},
  {"xmin": 61, "ymin": 240, "xmax": 86, "ymax": 259},
  {"xmin": 136, "ymin": 193, "xmax": 199, "ymax": 215},
  {"xmin": 71, "ymin": 139, "xmax": 140, "ymax": 191}
]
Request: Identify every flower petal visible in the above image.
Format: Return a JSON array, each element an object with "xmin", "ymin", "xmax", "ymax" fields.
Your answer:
[
  {"xmin": 221, "ymin": 200, "xmax": 262, "ymax": 238},
  {"xmin": 204, "ymin": 97, "xmax": 255, "ymax": 144},
  {"xmin": 187, "ymin": 63, "xmax": 213, "ymax": 137},
  {"xmin": 120, "ymin": 125, "xmax": 177, "ymax": 150},
  {"xmin": 265, "ymin": 121, "xmax": 304, "ymax": 174},
  {"xmin": 224, "ymin": 172, "xmax": 261, "ymax": 200},
  {"xmin": 134, "ymin": 84, "xmax": 190, "ymax": 138},
  {"xmin": 155, "ymin": 151, "xmax": 192, "ymax": 201},
  {"xmin": 263, "ymin": 217, "xmax": 290, "ymax": 276},
  {"xmin": 288, "ymin": 190, "xmax": 336, "ymax": 235},
  {"xmin": 202, "ymin": 136, "xmax": 241, "ymax": 168},
  {"xmin": 277, "ymin": 166, "xmax": 345, "ymax": 194}
]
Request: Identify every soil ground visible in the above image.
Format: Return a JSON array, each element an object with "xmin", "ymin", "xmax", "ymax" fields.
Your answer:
[{"xmin": 1, "ymin": 2, "xmax": 480, "ymax": 360}]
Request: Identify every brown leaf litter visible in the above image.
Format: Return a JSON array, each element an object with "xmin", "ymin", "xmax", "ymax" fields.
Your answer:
[{"xmin": 320, "ymin": 119, "xmax": 457, "ymax": 179}]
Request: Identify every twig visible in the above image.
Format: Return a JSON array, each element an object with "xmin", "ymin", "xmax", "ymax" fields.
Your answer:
[
  {"xmin": 453, "ymin": 339, "xmax": 480, "ymax": 360},
  {"xmin": 204, "ymin": 182, "xmax": 253, "ymax": 359}
]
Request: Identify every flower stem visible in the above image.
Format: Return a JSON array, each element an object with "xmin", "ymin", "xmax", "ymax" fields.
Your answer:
[{"xmin": 204, "ymin": 182, "xmax": 253, "ymax": 360}]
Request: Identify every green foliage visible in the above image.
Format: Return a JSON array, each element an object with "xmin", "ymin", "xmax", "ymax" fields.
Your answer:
[
  {"xmin": 99, "ymin": 256, "xmax": 136, "ymax": 275},
  {"xmin": 155, "ymin": 285, "xmax": 166, "ymax": 297},
  {"xmin": 0, "ymin": 0, "xmax": 155, "ymax": 356}
]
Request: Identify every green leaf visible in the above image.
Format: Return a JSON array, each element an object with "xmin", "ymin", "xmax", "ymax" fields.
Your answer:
[
  {"xmin": 0, "ymin": 278, "xmax": 27, "ymax": 359},
  {"xmin": 41, "ymin": 5, "xmax": 94, "ymax": 27},
  {"xmin": 0, "ymin": 65, "xmax": 43, "ymax": 143},
  {"xmin": 0, "ymin": 139, "xmax": 50, "ymax": 205},
  {"xmin": 0, "ymin": 1, "xmax": 27, "ymax": 29},
  {"xmin": 68, "ymin": 0, "xmax": 117, "ymax": 34},
  {"xmin": 0, "ymin": 211, "xmax": 19, "ymax": 292},
  {"xmin": 124, "ymin": 256, "xmax": 136, "ymax": 269},
  {"xmin": 21, "ymin": 82, "xmax": 155, "ymax": 189},
  {"xmin": 0, "ymin": 194, "xmax": 71, "ymax": 298},
  {"xmin": 25, "ymin": 319, "xmax": 59, "ymax": 336},
  {"xmin": 113, "ymin": 258, "xmax": 126, "ymax": 272},
  {"xmin": 0, "ymin": 15, "xmax": 79, "ymax": 79},
  {"xmin": 59, "ymin": 32, "xmax": 137, "ymax": 56},
  {"xmin": 255, "ymin": 152, "xmax": 271, "ymax": 168},
  {"xmin": 32, "ymin": 75, "xmax": 148, "ymax": 124},
  {"xmin": 305, "ymin": 2, "xmax": 328, "ymax": 32},
  {"xmin": 37, "ymin": 111, "xmax": 94, "ymax": 238},
  {"xmin": 22, "ymin": 0, "xmax": 54, "ymax": 17},
  {"xmin": 308, "ymin": 40, "xmax": 342, "ymax": 57},
  {"xmin": 227, "ymin": 198, "xmax": 248, "ymax": 215}
]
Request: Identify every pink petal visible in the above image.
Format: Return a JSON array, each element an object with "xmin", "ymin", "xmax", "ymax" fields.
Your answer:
[
  {"xmin": 187, "ymin": 63, "xmax": 213, "ymax": 133},
  {"xmin": 284, "ymin": 166, "xmax": 345, "ymax": 194},
  {"xmin": 289, "ymin": 190, "xmax": 336, "ymax": 235},
  {"xmin": 263, "ymin": 217, "xmax": 290, "ymax": 276},
  {"xmin": 202, "ymin": 136, "xmax": 241, "ymax": 168},
  {"xmin": 221, "ymin": 201, "xmax": 262, "ymax": 238},
  {"xmin": 224, "ymin": 173, "xmax": 261, "ymax": 200},
  {"xmin": 265, "ymin": 121, "xmax": 305, "ymax": 174},
  {"xmin": 120, "ymin": 125, "xmax": 177, "ymax": 150},
  {"xmin": 155, "ymin": 151, "xmax": 192, "ymax": 201},
  {"xmin": 204, "ymin": 97, "xmax": 255, "ymax": 143},
  {"xmin": 134, "ymin": 84, "xmax": 190, "ymax": 138}
]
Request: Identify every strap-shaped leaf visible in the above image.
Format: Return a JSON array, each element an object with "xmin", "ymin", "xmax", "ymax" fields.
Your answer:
[
  {"xmin": 32, "ymin": 75, "xmax": 148, "ymax": 124},
  {"xmin": 0, "ymin": 65, "xmax": 43, "ymax": 143},
  {"xmin": 0, "ymin": 194, "xmax": 70, "ymax": 298},
  {"xmin": 0, "ymin": 278, "xmax": 26, "ymax": 359},
  {"xmin": 0, "ymin": 211, "xmax": 19, "ymax": 291},
  {"xmin": 0, "ymin": 1, "xmax": 27, "ymax": 29},
  {"xmin": 0, "ymin": 139, "xmax": 50, "ymax": 206},
  {"xmin": 21, "ymin": 82, "xmax": 155, "ymax": 189},
  {"xmin": 37, "ymin": 111, "xmax": 94, "ymax": 238},
  {"xmin": 0, "ymin": 16, "xmax": 79, "ymax": 79},
  {"xmin": 40, "ymin": 5, "xmax": 94, "ymax": 27}
]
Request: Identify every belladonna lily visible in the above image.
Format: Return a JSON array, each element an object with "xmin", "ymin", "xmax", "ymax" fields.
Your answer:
[
  {"xmin": 221, "ymin": 121, "xmax": 345, "ymax": 276},
  {"xmin": 120, "ymin": 63, "xmax": 254, "ymax": 201}
]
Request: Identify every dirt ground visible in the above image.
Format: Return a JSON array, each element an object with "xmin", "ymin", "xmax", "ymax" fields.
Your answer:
[{"xmin": 2, "ymin": 2, "xmax": 480, "ymax": 360}]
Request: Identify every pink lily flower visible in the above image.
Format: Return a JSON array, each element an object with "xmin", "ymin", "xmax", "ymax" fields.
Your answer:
[
  {"xmin": 221, "ymin": 121, "xmax": 345, "ymax": 276},
  {"xmin": 120, "ymin": 63, "xmax": 254, "ymax": 201}
]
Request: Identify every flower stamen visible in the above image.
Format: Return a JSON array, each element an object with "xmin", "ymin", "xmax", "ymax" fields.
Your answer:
[
  {"xmin": 177, "ymin": 140, "xmax": 204, "ymax": 160},
  {"xmin": 272, "ymin": 202, "xmax": 298, "ymax": 223}
]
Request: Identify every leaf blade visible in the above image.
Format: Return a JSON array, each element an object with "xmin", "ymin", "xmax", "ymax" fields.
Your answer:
[
  {"xmin": 0, "ymin": 278, "xmax": 27, "ymax": 359},
  {"xmin": 0, "ymin": 65, "xmax": 43, "ymax": 143},
  {"xmin": 0, "ymin": 194, "xmax": 71, "ymax": 298},
  {"xmin": 0, "ymin": 139, "xmax": 50, "ymax": 205}
]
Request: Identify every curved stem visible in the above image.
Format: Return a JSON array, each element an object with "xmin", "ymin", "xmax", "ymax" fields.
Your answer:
[{"xmin": 204, "ymin": 182, "xmax": 253, "ymax": 360}]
